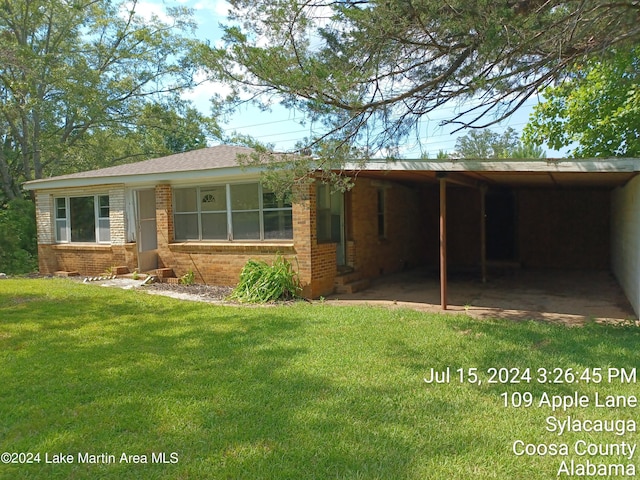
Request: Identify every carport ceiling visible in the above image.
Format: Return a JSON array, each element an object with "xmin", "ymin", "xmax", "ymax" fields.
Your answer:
[{"xmin": 351, "ymin": 159, "xmax": 640, "ymax": 188}]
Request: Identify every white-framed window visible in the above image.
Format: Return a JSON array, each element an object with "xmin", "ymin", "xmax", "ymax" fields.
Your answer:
[
  {"xmin": 173, "ymin": 183, "xmax": 292, "ymax": 241},
  {"xmin": 54, "ymin": 195, "xmax": 110, "ymax": 243},
  {"xmin": 316, "ymin": 183, "xmax": 343, "ymax": 243}
]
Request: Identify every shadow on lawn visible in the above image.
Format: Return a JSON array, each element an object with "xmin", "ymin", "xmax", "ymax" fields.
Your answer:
[
  {"xmin": 2, "ymin": 281, "xmax": 640, "ymax": 479},
  {"xmin": 1, "ymin": 284, "xmax": 421, "ymax": 479}
]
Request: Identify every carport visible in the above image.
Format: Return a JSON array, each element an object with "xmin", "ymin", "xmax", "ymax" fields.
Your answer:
[{"xmin": 342, "ymin": 158, "xmax": 640, "ymax": 319}]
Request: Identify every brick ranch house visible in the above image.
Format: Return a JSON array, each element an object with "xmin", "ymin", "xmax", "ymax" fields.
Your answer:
[{"xmin": 23, "ymin": 146, "xmax": 640, "ymax": 316}]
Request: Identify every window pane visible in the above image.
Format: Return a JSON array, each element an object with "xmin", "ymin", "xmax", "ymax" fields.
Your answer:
[
  {"xmin": 174, "ymin": 213, "xmax": 199, "ymax": 240},
  {"xmin": 316, "ymin": 184, "xmax": 342, "ymax": 244},
  {"xmin": 231, "ymin": 184, "xmax": 259, "ymax": 210},
  {"xmin": 56, "ymin": 220, "xmax": 68, "ymax": 242},
  {"xmin": 263, "ymin": 189, "xmax": 292, "ymax": 209},
  {"xmin": 316, "ymin": 184, "xmax": 330, "ymax": 209},
  {"xmin": 99, "ymin": 195, "xmax": 109, "ymax": 218},
  {"xmin": 55, "ymin": 198, "xmax": 66, "ymax": 219},
  {"xmin": 201, "ymin": 186, "xmax": 227, "ymax": 212},
  {"xmin": 232, "ymin": 211, "xmax": 260, "ymax": 239},
  {"xmin": 202, "ymin": 212, "xmax": 228, "ymax": 240},
  {"xmin": 330, "ymin": 214, "xmax": 342, "ymax": 243},
  {"xmin": 264, "ymin": 210, "xmax": 293, "ymax": 239},
  {"xmin": 70, "ymin": 196, "xmax": 95, "ymax": 242},
  {"xmin": 98, "ymin": 218, "xmax": 110, "ymax": 242},
  {"xmin": 138, "ymin": 190, "xmax": 156, "ymax": 219},
  {"xmin": 174, "ymin": 188, "xmax": 197, "ymax": 212},
  {"xmin": 317, "ymin": 210, "xmax": 331, "ymax": 243}
]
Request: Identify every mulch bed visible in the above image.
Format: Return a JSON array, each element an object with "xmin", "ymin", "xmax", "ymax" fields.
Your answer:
[{"xmin": 144, "ymin": 283, "xmax": 234, "ymax": 302}]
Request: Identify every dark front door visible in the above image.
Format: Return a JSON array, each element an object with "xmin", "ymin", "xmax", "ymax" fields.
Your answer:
[{"xmin": 485, "ymin": 189, "xmax": 516, "ymax": 261}]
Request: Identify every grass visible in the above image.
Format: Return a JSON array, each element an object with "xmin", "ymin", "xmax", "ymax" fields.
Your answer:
[{"xmin": 0, "ymin": 278, "xmax": 638, "ymax": 479}]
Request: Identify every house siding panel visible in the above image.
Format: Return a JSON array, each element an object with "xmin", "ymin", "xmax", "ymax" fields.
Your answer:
[
  {"xmin": 612, "ymin": 175, "xmax": 640, "ymax": 317},
  {"xmin": 35, "ymin": 192, "xmax": 53, "ymax": 244},
  {"xmin": 109, "ymin": 187, "xmax": 126, "ymax": 246}
]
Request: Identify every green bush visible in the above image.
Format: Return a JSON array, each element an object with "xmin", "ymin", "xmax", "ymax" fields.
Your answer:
[
  {"xmin": 0, "ymin": 199, "xmax": 38, "ymax": 274},
  {"xmin": 179, "ymin": 270, "xmax": 195, "ymax": 285},
  {"xmin": 230, "ymin": 255, "xmax": 301, "ymax": 303}
]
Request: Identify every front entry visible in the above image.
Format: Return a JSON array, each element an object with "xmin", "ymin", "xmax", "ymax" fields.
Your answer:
[
  {"xmin": 485, "ymin": 188, "xmax": 517, "ymax": 261},
  {"xmin": 136, "ymin": 189, "xmax": 158, "ymax": 272},
  {"xmin": 316, "ymin": 184, "xmax": 346, "ymax": 266}
]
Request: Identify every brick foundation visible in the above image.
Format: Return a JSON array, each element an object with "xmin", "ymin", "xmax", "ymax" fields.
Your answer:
[
  {"xmin": 167, "ymin": 243, "xmax": 298, "ymax": 286},
  {"xmin": 38, "ymin": 243, "xmax": 137, "ymax": 276}
]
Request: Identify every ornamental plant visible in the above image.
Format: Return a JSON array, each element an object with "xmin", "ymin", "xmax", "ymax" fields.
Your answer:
[{"xmin": 230, "ymin": 255, "xmax": 301, "ymax": 303}]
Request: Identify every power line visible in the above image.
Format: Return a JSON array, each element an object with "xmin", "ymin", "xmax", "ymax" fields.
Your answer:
[{"xmin": 223, "ymin": 99, "xmax": 540, "ymax": 131}]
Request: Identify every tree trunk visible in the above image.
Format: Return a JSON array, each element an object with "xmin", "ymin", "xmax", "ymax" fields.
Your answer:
[{"xmin": 0, "ymin": 149, "xmax": 17, "ymax": 201}]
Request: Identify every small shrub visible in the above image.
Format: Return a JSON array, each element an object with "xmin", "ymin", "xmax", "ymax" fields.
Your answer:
[
  {"xmin": 179, "ymin": 270, "xmax": 195, "ymax": 285},
  {"xmin": 230, "ymin": 255, "xmax": 301, "ymax": 303}
]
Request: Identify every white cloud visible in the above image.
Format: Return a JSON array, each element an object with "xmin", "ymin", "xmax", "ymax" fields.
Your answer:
[
  {"xmin": 182, "ymin": 69, "xmax": 234, "ymax": 112},
  {"xmin": 191, "ymin": 0, "xmax": 231, "ymax": 23},
  {"xmin": 122, "ymin": 1, "xmax": 172, "ymax": 24}
]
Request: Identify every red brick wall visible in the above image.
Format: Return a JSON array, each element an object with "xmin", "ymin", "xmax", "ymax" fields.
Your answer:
[
  {"xmin": 38, "ymin": 244, "xmax": 136, "ymax": 276},
  {"xmin": 348, "ymin": 178, "xmax": 423, "ymax": 278},
  {"xmin": 167, "ymin": 243, "xmax": 299, "ymax": 285},
  {"xmin": 418, "ymin": 186, "xmax": 612, "ymax": 270},
  {"xmin": 518, "ymin": 189, "xmax": 610, "ymax": 269},
  {"xmin": 446, "ymin": 187, "xmax": 482, "ymax": 268},
  {"xmin": 309, "ymin": 243, "xmax": 337, "ymax": 297}
]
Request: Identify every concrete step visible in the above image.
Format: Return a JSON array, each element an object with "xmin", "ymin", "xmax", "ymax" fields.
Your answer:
[
  {"xmin": 334, "ymin": 278, "xmax": 370, "ymax": 294},
  {"xmin": 54, "ymin": 270, "xmax": 79, "ymax": 277},
  {"xmin": 334, "ymin": 270, "xmax": 363, "ymax": 286},
  {"xmin": 155, "ymin": 268, "xmax": 176, "ymax": 279}
]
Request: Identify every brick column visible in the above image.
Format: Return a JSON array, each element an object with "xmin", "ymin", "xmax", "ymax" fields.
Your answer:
[
  {"xmin": 293, "ymin": 182, "xmax": 337, "ymax": 298},
  {"xmin": 155, "ymin": 184, "xmax": 174, "ymax": 269},
  {"xmin": 292, "ymin": 184, "xmax": 313, "ymax": 297}
]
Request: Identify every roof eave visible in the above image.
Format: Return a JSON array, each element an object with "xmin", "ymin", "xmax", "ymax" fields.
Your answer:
[
  {"xmin": 23, "ymin": 165, "xmax": 263, "ymax": 191},
  {"xmin": 348, "ymin": 158, "xmax": 640, "ymax": 173}
]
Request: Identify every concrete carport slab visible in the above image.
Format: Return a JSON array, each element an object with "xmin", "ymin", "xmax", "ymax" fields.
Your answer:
[
  {"xmin": 326, "ymin": 268, "xmax": 637, "ymax": 325},
  {"xmin": 340, "ymin": 158, "xmax": 640, "ymax": 319}
]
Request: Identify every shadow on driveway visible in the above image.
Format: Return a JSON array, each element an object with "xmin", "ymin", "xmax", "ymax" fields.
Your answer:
[{"xmin": 326, "ymin": 268, "xmax": 638, "ymax": 325}]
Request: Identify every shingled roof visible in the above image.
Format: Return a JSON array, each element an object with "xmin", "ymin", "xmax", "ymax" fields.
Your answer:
[{"xmin": 24, "ymin": 145, "xmax": 255, "ymax": 187}]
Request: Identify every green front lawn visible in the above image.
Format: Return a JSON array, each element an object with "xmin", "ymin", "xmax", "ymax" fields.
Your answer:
[{"xmin": 1, "ymin": 279, "xmax": 638, "ymax": 479}]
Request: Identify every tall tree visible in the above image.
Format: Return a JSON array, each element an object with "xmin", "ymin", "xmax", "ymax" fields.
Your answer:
[
  {"xmin": 452, "ymin": 127, "xmax": 545, "ymax": 159},
  {"xmin": 53, "ymin": 101, "xmax": 220, "ymax": 177},
  {"xmin": 523, "ymin": 46, "xmax": 640, "ymax": 157},
  {"xmin": 0, "ymin": 0, "xmax": 215, "ymax": 200},
  {"xmin": 208, "ymin": 0, "xmax": 640, "ymax": 160}
]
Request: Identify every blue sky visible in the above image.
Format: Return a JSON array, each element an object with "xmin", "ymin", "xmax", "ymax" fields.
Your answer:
[{"xmin": 142, "ymin": 0, "xmax": 564, "ymax": 157}]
